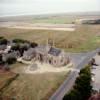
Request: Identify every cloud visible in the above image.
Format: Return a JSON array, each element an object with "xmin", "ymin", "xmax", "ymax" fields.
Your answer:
[
  {"xmin": 0, "ymin": 0, "xmax": 99, "ymax": 16},
  {"xmin": 0, "ymin": 0, "xmax": 96, "ymax": 4}
]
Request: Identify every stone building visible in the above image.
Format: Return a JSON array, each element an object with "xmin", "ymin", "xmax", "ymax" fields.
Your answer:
[
  {"xmin": 23, "ymin": 39, "xmax": 70, "ymax": 67},
  {"xmin": 2, "ymin": 51, "xmax": 20, "ymax": 62},
  {"xmin": 22, "ymin": 48, "xmax": 36, "ymax": 61}
]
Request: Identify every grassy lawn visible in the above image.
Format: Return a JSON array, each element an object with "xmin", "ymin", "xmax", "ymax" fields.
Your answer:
[
  {"xmin": 1, "ymin": 72, "xmax": 68, "ymax": 100},
  {"xmin": 0, "ymin": 63, "xmax": 70, "ymax": 100},
  {"xmin": 0, "ymin": 25, "xmax": 100, "ymax": 52}
]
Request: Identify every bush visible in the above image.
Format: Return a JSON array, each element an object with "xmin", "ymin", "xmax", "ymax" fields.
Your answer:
[
  {"xmin": 0, "ymin": 38, "xmax": 8, "ymax": 45},
  {"xmin": 30, "ymin": 42, "xmax": 38, "ymax": 48},
  {"xmin": 11, "ymin": 44, "xmax": 29, "ymax": 56},
  {"xmin": 63, "ymin": 89, "xmax": 81, "ymax": 100},
  {"xmin": 19, "ymin": 45, "xmax": 28, "ymax": 56},
  {"xmin": 0, "ymin": 54, "xmax": 2, "ymax": 62},
  {"xmin": 12, "ymin": 39, "xmax": 29, "ymax": 44},
  {"xmin": 0, "ymin": 36, "xmax": 4, "ymax": 39},
  {"xmin": 11, "ymin": 44, "xmax": 20, "ymax": 51},
  {"xmin": 6, "ymin": 57, "xmax": 16, "ymax": 64}
]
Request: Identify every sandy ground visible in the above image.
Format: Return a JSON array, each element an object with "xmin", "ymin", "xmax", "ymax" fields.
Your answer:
[
  {"xmin": 16, "ymin": 53, "xmax": 87, "ymax": 74},
  {"xmin": 24, "ymin": 61, "xmax": 73, "ymax": 74},
  {"xmin": 0, "ymin": 22, "xmax": 75, "ymax": 31},
  {"xmin": 12, "ymin": 61, "xmax": 73, "ymax": 74}
]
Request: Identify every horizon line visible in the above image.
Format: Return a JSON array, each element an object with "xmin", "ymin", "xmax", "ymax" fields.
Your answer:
[{"xmin": 0, "ymin": 11, "xmax": 100, "ymax": 18}]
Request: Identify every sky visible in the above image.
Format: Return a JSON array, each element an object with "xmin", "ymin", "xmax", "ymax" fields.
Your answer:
[{"xmin": 0, "ymin": 0, "xmax": 100, "ymax": 16}]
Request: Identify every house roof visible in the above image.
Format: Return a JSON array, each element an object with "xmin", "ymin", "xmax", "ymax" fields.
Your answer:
[
  {"xmin": 24, "ymin": 48, "xmax": 35, "ymax": 56},
  {"xmin": 20, "ymin": 43, "xmax": 30, "ymax": 48},
  {"xmin": 48, "ymin": 47, "xmax": 61, "ymax": 56},
  {"xmin": 35, "ymin": 45, "xmax": 48, "ymax": 55},
  {"xmin": 3, "ymin": 51, "xmax": 19, "ymax": 61},
  {"xmin": 24, "ymin": 45, "xmax": 63, "ymax": 57},
  {"xmin": 0, "ymin": 45, "xmax": 6, "ymax": 50}
]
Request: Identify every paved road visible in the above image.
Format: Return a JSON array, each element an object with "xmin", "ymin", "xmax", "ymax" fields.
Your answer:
[{"xmin": 49, "ymin": 48, "xmax": 100, "ymax": 100}]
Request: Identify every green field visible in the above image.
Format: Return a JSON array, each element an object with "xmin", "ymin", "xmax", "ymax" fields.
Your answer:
[
  {"xmin": 1, "ymin": 72, "xmax": 68, "ymax": 100},
  {"xmin": 32, "ymin": 16, "xmax": 75, "ymax": 24},
  {"xmin": 0, "ymin": 24, "xmax": 100, "ymax": 52}
]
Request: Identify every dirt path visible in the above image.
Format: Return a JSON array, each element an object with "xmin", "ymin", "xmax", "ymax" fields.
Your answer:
[
  {"xmin": 24, "ymin": 61, "xmax": 73, "ymax": 74},
  {"xmin": 12, "ymin": 61, "xmax": 73, "ymax": 74},
  {"xmin": 0, "ymin": 22, "xmax": 75, "ymax": 31}
]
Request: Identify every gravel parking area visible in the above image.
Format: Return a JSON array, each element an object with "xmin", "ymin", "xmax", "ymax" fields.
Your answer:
[{"xmin": 92, "ymin": 54, "xmax": 100, "ymax": 92}]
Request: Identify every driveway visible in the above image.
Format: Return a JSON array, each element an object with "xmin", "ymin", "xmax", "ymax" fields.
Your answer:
[
  {"xmin": 50, "ymin": 48, "xmax": 100, "ymax": 100},
  {"xmin": 92, "ymin": 54, "xmax": 100, "ymax": 92}
]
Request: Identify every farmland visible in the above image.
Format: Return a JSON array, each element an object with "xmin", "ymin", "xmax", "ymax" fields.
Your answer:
[
  {"xmin": 0, "ymin": 63, "xmax": 69, "ymax": 100},
  {"xmin": 32, "ymin": 16, "xmax": 75, "ymax": 24},
  {"xmin": 0, "ymin": 14, "xmax": 100, "ymax": 99},
  {"xmin": 0, "ymin": 24, "xmax": 100, "ymax": 52}
]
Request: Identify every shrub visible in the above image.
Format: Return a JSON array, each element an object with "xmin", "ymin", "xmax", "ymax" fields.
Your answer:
[
  {"xmin": 6, "ymin": 57, "xmax": 16, "ymax": 64},
  {"xmin": 0, "ymin": 38, "xmax": 8, "ymax": 45},
  {"xmin": 12, "ymin": 39, "xmax": 29, "ymax": 44},
  {"xmin": 30, "ymin": 42, "xmax": 38, "ymax": 48},
  {"xmin": 11, "ymin": 44, "xmax": 20, "ymax": 51}
]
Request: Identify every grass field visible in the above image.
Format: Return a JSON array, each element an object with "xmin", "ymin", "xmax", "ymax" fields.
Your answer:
[
  {"xmin": 0, "ymin": 72, "xmax": 17, "ymax": 91},
  {"xmin": 0, "ymin": 24, "xmax": 100, "ymax": 52},
  {"xmin": 32, "ymin": 16, "xmax": 75, "ymax": 24},
  {"xmin": 0, "ymin": 63, "xmax": 70, "ymax": 100},
  {"xmin": 1, "ymin": 72, "xmax": 68, "ymax": 100},
  {"xmin": 0, "ymin": 16, "xmax": 100, "ymax": 99}
]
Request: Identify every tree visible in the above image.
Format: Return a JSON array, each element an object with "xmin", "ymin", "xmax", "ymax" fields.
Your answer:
[
  {"xmin": 12, "ymin": 39, "xmax": 29, "ymax": 44},
  {"xmin": 0, "ymin": 54, "xmax": 2, "ymax": 62},
  {"xmin": 11, "ymin": 44, "xmax": 29, "ymax": 56},
  {"xmin": 0, "ymin": 54, "xmax": 3, "ymax": 65},
  {"xmin": 79, "ymin": 65, "xmax": 91, "ymax": 76},
  {"xmin": 74, "ymin": 74, "xmax": 92, "ymax": 99},
  {"xmin": 63, "ymin": 89, "xmax": 81, "ymax": 100},
  {"xmin": 11, "ymin": 44, "xmax": 20, "ymax": 51},
  {"xmin": 19, "ymin": 45, "xmax": 28, "ymax": 56},
  {"xmin": 30, "ymin": 42, "xmax": 38, "ymax": 48},
  {"xmin": 6, "ymin": 57, "xmax": 16, "ymax": 64},
  {"xmin": 0, "ymin": 36, "xmax": 4, "ymax": 39},
  {"xmin": 63, "ymin": 65, "xmax": 92, "ymax": 100},
  {"xmin": 77, "ymin": 65, "xmax": 92, "ymax": 99},
  {"xmin": 0, "ymin": 38, "xmax": 8, "ymax": 45}
]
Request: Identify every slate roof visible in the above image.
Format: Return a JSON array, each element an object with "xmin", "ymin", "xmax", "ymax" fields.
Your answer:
[
  {"xmin": 20, "ymin": 43, "xmax": 30, "ymax": 48},
  {"xmin": 48, "ymin": 47, "xmax": 61, "ymax": 56},
  {"xmin": 35, "ymin": 45, "xmax": 48, "ymax": 55},
  {"xmin": 24, "ymin": 45, "xmax": 62, "ymax": 57},
  {"xmin": 0, "ymin": 45, "xmax": 6, "ymax": 50},
  {"xmin": 24, "ymin": 48, "xmax": 35, "ymax": 57},
  {"xmin": 2, "ymin": 51, "xmax": 19, "ymax": 61}
]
